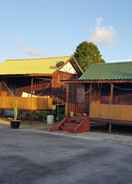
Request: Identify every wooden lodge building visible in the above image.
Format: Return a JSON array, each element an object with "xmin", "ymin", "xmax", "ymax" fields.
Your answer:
[
  {"xmin": 0, "ymin": 56, "xmax": 82, "ymax": 112},
  {"xmin": 65, "ymin": 61, "xmax": 132, "ymax": 129}
]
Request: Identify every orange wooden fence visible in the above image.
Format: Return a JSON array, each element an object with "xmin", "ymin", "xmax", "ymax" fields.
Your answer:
[
  {"xmin": 90, "ymin": 101, "xmax": 132, "ymax": 122},
  {"xmin": 0, "ymin": 96, "xmax": 53, "ymax": 110}
]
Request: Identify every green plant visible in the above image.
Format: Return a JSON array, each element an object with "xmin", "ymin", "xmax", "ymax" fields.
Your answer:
[{"xmin": 13, "ymin": 100, "xmax": 18, "ymax": 120}]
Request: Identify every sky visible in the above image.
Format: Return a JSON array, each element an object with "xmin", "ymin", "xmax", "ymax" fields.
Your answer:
[{"xmin": 0, "ymin": 0, "xmax": 132, "ymax": 62}]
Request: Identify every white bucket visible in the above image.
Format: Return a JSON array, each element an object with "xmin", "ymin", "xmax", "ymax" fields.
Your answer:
[{"xmin": 47, "ymin": 115, "xmax": 54, "ymax": 125}]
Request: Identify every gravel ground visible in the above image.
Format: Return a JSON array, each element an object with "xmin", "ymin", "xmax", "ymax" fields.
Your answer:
[{"xmin": 1, "ymin": 126, "xmax": 132, "ymax": 184}]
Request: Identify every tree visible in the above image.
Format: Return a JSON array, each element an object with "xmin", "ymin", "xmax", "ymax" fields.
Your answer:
[{"xmin": 73, "ymin": 41, "xmax": 105, "ymax": 71}]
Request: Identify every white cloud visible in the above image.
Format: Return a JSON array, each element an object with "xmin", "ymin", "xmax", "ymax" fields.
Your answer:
[
  {"xmin": 96, "ymin": 16, "xmax": 104, "ymax": 26},
  {"xmin": 90, "ymin": 17, "xmax": 115, "ymax": 45},
  {"xmin": 19, "ymin": 46, "xmax": 42, "ymax": 57},
  {"xmin": 16, "ymin": 40, "xmax": 43, "ymax": 57}
]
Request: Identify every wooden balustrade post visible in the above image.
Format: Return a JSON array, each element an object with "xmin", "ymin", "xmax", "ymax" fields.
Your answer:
[
  {"xmin": 109, "ymin": 83, "xmax": 114, "ymax": 133},
  {"xmin": 65, "ymin": 83, "xmax": 69, "ymax": 116},
  {"xmin": 31, "ymin": 78, "xmax": 34, "ymax": 95},
  {"xmin": 89, "ymin": 84, "xmax": 92, "ymax": 116}
]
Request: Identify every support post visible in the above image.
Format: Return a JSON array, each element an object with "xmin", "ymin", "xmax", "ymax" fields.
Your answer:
[
  {"xmin": 88, "ymin": 84, "xmax": 92, "ymax": 116},
  {"xmin": 110, "ymin": 83, "xmax": 114, "ymax": 105},
  {"xmin": 30, "ymin": 77, "xmax": 34, "ymax": 127},
  {"xmin": 65, "ymin": 83, "xmax": 69, "ymax": 116},
  {"xmin": 108, "ymin": 122, "xmax": 112, "ymax": 134},
  {"xmin": 108, "ymin": 83, "xmax": 114, "ymax": 133},
  {"xmin": 31, "ymin": 77, "xmax": 34, "ymax": 95}
]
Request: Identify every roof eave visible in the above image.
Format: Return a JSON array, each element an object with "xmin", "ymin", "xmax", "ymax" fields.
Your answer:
[
  {"xmin": 64, "ymin": 79, "xmax": 132, "ymax": 84},
  {"xmin": 0, "ymin": 73, "xmax": 52, "ymax": 77}
]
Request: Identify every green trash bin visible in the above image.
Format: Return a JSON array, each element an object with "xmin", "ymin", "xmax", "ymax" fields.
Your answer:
[{"xmin": 55, "ymin": 105, "xmax": 65, "ymax": 121}]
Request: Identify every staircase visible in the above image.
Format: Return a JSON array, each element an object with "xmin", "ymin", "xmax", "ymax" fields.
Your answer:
[{"xmin": 49, "ymin": 115, "xmax": 91, "ymax": 133}]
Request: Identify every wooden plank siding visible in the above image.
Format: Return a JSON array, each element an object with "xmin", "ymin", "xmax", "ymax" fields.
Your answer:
[
  {"xmin": 90, "ymin": 101, "xmax": 132, "ymax": 122},
  {"xmin": 52, "ymin": 71, "xmax": 77, "ymax": 88},
  {"xmin": 0, "ymin": 96, "xmax": 53, "ymax": 110},
  {"xmin": 68, "ymin": 103, "xmax": 86, "ymax": 114},
  {"xmin": 66, "ymin": 83, "xmax": 90, "ymax": 115}
]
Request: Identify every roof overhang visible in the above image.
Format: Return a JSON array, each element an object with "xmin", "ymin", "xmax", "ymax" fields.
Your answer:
[
  {"xmin": 0, "ymin": 73, "xmax": 52, "ymax": 78},
  {"xmin": 64, "ymin": 79, "xmax": 132, "ymax": 84}
]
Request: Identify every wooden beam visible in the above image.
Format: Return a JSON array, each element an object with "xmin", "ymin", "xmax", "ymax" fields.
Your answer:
[
  {"xmin": 31, "ymin": 78, "xmax": 34, "ymax": 95},
  {"xmin": 64, "ymin": 80, "xmax": 132, "ymax": 84},
  {"xmin": 89, "ymin": 84, "xmax": 92, "ymax": 116},
  {"xmin": 108, "ymin": 83, "xmax": 114, "ymax": 133},
  {"xmin": 109, "ymin": 83, "xmax": 114, "ymax": 104},
  {"xmin": 65, "ymin": 84, "xmax": 69, "ymax": 116}
]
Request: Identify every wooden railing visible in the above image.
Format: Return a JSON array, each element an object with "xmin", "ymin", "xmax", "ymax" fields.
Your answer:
[
  {"xmin": 90, "ymin": 101, "xmax": 132, "ymax": 121},
  {"xmin": 0, "ymin": 96, "xmax": 53, "ymax": 110},
  {"xmin": 68, "ymin": 103, "xmax": 88, "ymax": 114},
  {"xmin": 16, "ymin": 82, "xmax": 51, "ymax": 95}
]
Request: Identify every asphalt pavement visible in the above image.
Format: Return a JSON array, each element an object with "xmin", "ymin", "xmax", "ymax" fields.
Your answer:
[{"xmin": 0, "ymin": 127, "xmax": 132, "ymax": 184}]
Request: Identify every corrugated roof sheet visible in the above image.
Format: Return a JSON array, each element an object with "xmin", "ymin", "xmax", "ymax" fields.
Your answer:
[
  {"xmin": 80, "ymin": 62, "xmax": 132, "ymax": 80},
  {"xmin": 0, "ymin": 56, "xmax": 70, "ymax": 75}
]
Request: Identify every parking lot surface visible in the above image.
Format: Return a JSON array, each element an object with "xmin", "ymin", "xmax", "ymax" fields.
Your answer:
[{"xmin": 0, "ymin": 127, "xmax": 132, "ymax": 184}]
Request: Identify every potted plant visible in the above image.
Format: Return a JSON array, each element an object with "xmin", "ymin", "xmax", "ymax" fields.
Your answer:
[{"xmin": 10, "ymin": 100, "xmax": 21, "ymax": 129}]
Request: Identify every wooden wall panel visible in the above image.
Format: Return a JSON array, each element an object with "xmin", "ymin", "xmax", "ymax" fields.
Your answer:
[
  {"xmin": 52, "ymin": 71, "xmax": 77, "ymax": 88},
  {"xmin": 90, "ymin": 101, "xmax": 132, "ymax": 121},
  {"xmin": 0, "ymin": 96, "xmax": 53, "ymax": 110}
]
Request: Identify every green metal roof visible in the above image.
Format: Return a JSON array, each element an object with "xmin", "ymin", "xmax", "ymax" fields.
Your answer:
[{"xmin": 80, "ymin": 62, "xmax": 132, "ymax": 81}]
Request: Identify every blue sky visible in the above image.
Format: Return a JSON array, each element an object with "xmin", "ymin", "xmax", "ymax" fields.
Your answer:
[{"xmin": 0, "ymin": 0, "xmax": 132, "ymax": 62}]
